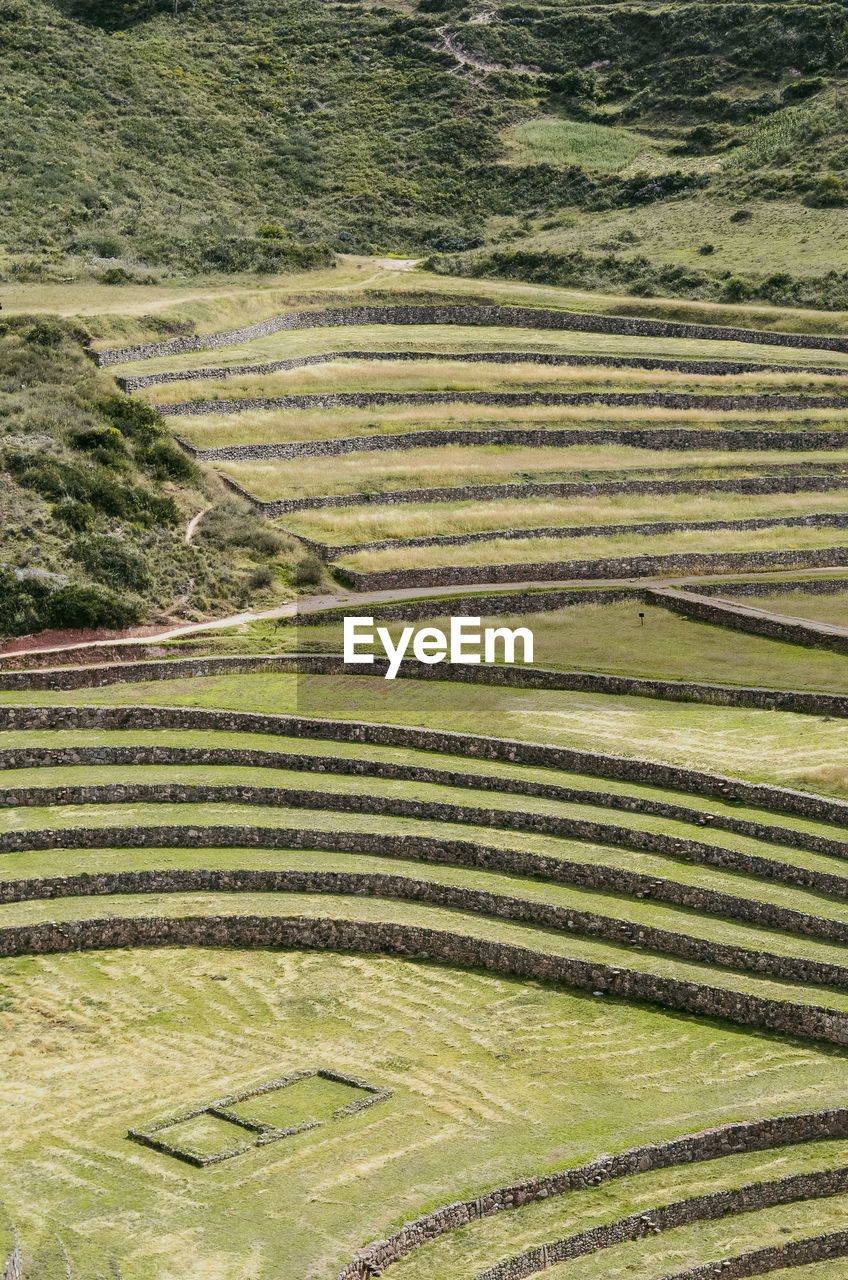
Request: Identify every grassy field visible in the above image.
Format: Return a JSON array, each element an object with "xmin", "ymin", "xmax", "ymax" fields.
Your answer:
[
  {"xmin": 174, "ymin": 405, "xmax": 848, "ymax": 451},
  {"xmin": 723, "ymin": 589, "xmax": 848, "ymax": 628},
  {"xmin": 337, "ymin": 524, "xmax": 848, "ymax": 574},
  {"xmin": 279, "ymin": 491, "xmax": 848, "ymax": 548},
  {"xmin": 6, "ymin": 661, "xmax": 848, "ymax": 1276},
  {"xmin": 6, "ymin": 943, "xmax": 848, "ymax": 1280},
  {"xmin": 11, "ymin": 264, "xmax": 848, "ymax": 350},
  {"xmin": 5, "ymin": 670, "xmax": 848, "ymax": 797},
  {"xmin": 137, "ymin": 361, "xmax": 848, "ymax": 407},
  {"xmin": 111, "ymin": 321, "xmax": 848, "ymax": 379},
  {"xmin": 216, "ymin": 444, "xmax": 848, "ymax": 503}
]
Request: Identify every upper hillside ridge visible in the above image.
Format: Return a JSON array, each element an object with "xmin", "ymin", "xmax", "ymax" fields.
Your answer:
[
  {"xmin": 6, "ymin": 0, "xmax": 848, "ymax": 303},
  {"xmin": 95, "ymin": 304, "xmax": 848, "ymax": 365}
]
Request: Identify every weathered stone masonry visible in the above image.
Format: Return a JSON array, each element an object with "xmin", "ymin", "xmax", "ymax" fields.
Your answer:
[
  {"xmin": 4, "ymin": 741, "xmax": 846, "ymax": 863},
  {"xmin": 116, "ymin": 348, "xmax": 848, "ymax": 391},
  {"xmin": 3, "ymin": 915, "xmax": 848, "ymax": 1049},
  {"xmin": 657, "ymin": 1229, "xmax": 848, "ymax": 1280},
  {"xmin": 333, "ymin": 545, "xmax": 848, "ymax": 592},
  {"xmin": 3, "ymin": 779, "xmax": 848, "ymax": 901},
  {"xmin": 247, "ymin": 472, "xmax": 848, "ymax": 514},
  {"xmin": 476, "ymin": 1168, "xmax": 848, "ymax": 1280},
  {"xmin": 5, "ymin": 823, "xmax": 848, "ymax": 953},
  {"xmin": 2, "ymin": 703, "xmax": 847, "ymax": 824},
  {"xmin": 302, "ymin": 511, "xmax": 848, "ymax": 561},
  {"xmin": 188, "ymin": 428, "xmax": 848, "ymax": 465},
  {"xmin": 649, "ymin": 587, "xmax": 848, "ymax": 658},
  {"xmin": 6, "ymin": 865, "xmax": 848, "ymax": 994},
  {"xmin": 92, "ymin": 305, "xmax": 848, "ymax": 367},
  {"xmin": 159, "ymin": 390, "xmax": 848, "ymax": 419}
]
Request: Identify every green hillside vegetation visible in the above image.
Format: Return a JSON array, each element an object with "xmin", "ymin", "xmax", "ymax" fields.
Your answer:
[
  {"xmin": 0, "ymin": 316, "xmax": 302, "ymax": 636},
  {"xmin": 3, "ymin": 0, "xmax": 848, "ymax": 305}
]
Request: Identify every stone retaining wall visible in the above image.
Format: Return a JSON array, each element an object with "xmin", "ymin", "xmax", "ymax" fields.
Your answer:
[
  {"xmin": 158, "ymin": 390, "xmax": 848, "ymax": 418},
  {"xmin": 3, "ymin": 914, "xmax": 848, "ymax": 1046},
  {"xmin": 305, "ymin": 513, "xmax": 848, "ymax": 561},
  {"xmin": 476, "ymin": 1168, "xmax": 848, "ymax": 1280},
  {"xmin": 190, "ymin": 427, "xmax": 848, "ymax": 464},
  {"xmin": 92, "ymin": 305, "xmax": 848, "ymax": 367},
  {"xmin": 334, "ymin": 546, "xmax": 848, "ymax": 592},
  {"xmin": 117, "ymin": 348, "xmax": 848, "ymax": 391},
  {"xmin": 6, "ymin": 779, "xmax": 845, "ymax": 900},
  {"xmin": 4, "ymin": 742, "xmax": 845, "ymax": 863},
  {"xmin": 2, "ymin": 704, "xmax": 847, "ymax": 824},
  {"xmin": 6, "ymin": 865, "xmax": 848, "ymax": 992},
  {"xmin": 658, "ymin": 1229, "xmax": 848, "ymax": 1279},
  {"xmin": 649, "ymin": 586, "xmax": 848, "ymax": 656},
  {"xmin": 250, "ymin": 473, "xmax": 848, "ymax": 514},
  {"xmin": 341, "ymin": 1119, "xmax": 848, "ymax": 1280},
  {"xmin": 3, "ymin": 823, "xmax": 847, "ymax": 951}
]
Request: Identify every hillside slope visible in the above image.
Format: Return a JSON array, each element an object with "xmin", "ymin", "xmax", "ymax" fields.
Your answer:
[{"xmin": 3, "ymin": 0, "xmax": 847, "ymax": 302}]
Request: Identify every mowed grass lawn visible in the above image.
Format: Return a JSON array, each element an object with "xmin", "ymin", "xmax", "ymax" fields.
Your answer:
[
  {"xmin": 293, "ymin": 598, "xmax": 848, "ymax": 707},
  {"xmin": 137, "ymin": 360, "xmax": 848, "ymax": 406},
  {"xmin": 111, "ymin": 322, "xmax": 848, "ymax": 379},
  {"xmin": 5, "ymin": 947, "xmax": 848, "ymax": 1280},
  {"xmin": 215, "ymin": 444, "xmax": 848, "ymax": 502},
  {"xmin": 280, "ymin": 490, "xmax": 848, "ymax": 546},
  {"xmin": 6, "ymin": 667, "xmax": 848, "ymax": 796}
]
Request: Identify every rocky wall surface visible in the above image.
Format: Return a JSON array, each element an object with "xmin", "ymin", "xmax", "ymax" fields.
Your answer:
[
  {"xmin": 657, "ymin": 1228, "xmax": 848, "ymax": 1279},
  {"xmin": 334, "ymin": 545, "xmax": 848, "ymax": 592},
  {"xmin": 1, "ymin": 822, "xmax": 846, "ymax": 951},
  {"xmin": 476, "ymin": 1168, "xmax": 848, "ymax": 1280},
  {"xmin": 158, "ymin": 390, "xmax": 848, "ymax": 418},
  {"xmin": 649, "ymin": 587, "xmax": 848, "ymax": 656},
  {"xmin": 2, "ymin": 779, "xmax": 846, "ymax": 900},
  {"xmin": 306, "ymin": 513, "xmax": 848, "ymax": 561},
  {"xmin": 4, "ymin": 865, "xmax": 848, "ymax": 992},
  {"xmin": 190, "ymin": 427, "xmax": 848, "ymax": 464},
  {"xmin": 3, "ymin": 741, "xmax": 845, "ymax": 863},
  {"xmin": 2, "ymin": 703, "xmax": 847, "ymax": 823},
  {"xmin": 93, "ymin": 305, "xmax": 848, "ymax": 367},
  {"xmin": 251, "ymin": 473, "xmax": 848, "ymax": 514},
  {"xmin": 116, "ymin": 348, "xmax": 848, "ymax": 391},
  {"xmin": 3, "ymin": 915, "xmax": 848, "ymax": 1048}
]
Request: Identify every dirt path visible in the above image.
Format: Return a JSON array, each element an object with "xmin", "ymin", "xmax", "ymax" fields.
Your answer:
[
  {"xmin": 185, "ymin": 506, "xmax": 211, "ymax": 545},
  {"xmin": 4, "ymin": 568, "xmax": 847, "ymax": 661}
]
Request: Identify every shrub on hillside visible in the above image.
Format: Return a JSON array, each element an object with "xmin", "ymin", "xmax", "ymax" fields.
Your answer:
[
  {"xmin": 45, "ymin": 583, "xmax": 140, "ymax": 630},
  {"xmin": 294, "ymin": 554, "xmax": 323, "ymax": 587}
]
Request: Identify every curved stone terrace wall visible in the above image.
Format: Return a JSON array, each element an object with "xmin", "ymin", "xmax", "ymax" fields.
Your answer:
[
  {"xmin": 10, "ymin": 646, "xmax": 848, "ymax": 718},
  {"xmin": 334, "ymin": 546, "xmax": 848, "ymax": 592},
  {"xmin": 7, "ymin": 866, "xmax": 848, "ymax": 992},
  {"xmin": 3, "ymin": 703, "xmax": 846, "ymax": 824},
  {"xmin": 4, "ymin": 915, "xmax": 848, "ymax": 1050},
  {"xmin": 648, "ymin": 587, "xmax": 848, "ymax": 657},
  {"xmin": 5, "ymin": 777, "xmax": 848, "ymax": 900},
  {"xmin": 303, "ymin": 512, "xmax": 848, "ymax": 561},
  {"xmin": 249, "ymin": 473, "xmax": 848, "ymax": 514},
  {"xmin": 342, "ymin": 1125, "xmax": 848, "ymax": 1280},
  {"xmin": 657, "ymin": 1228, "xmax": 848, "ymax": 1280},
  {"xmin": 5, "ymin": 741, "xmax": 846, "ymax": 863},
  {"xmin": 92, "ymin": 305, "xmax": 848, "ymax": 367},
  {"xmin": 4, "ymin": 823, "xmax": 848, "ymax": 952},
  {"xmin": 476, "ymin": 1168, "xmax": 848, "ymax": 1280},
  {"xmin": 117, "ymin": 348, "xmax": 848, "ymax": 391},
  {"xmin": 190, "ymin": 427, "xmax": 848, "ymax": 465},
  {"xmin": 157, "ymin": 390, "xmax": 848, "ymax": 418}
]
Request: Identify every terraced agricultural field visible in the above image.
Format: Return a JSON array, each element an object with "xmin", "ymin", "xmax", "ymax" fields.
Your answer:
[
  {"xmin": 10, "ymin": 275, "xmax": 848, "ymax": 1280},
  {"xmin": 5, "ymin": 659, "xmax": 848, "ymax": 1279}
]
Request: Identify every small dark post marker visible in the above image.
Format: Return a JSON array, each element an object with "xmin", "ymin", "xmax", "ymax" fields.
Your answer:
[{"xmin": 638, "ymin": 611, "xmax": 645, "ymax": 626}]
